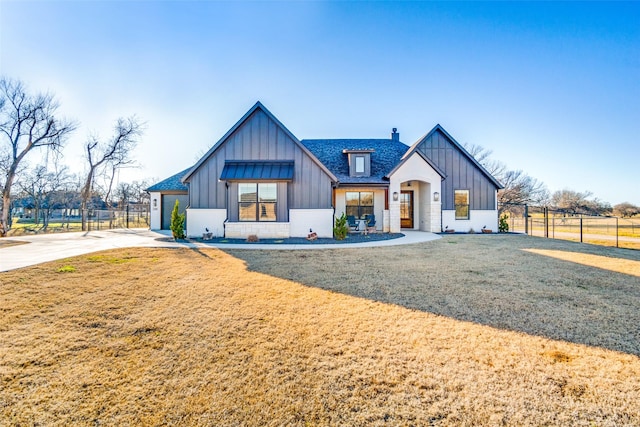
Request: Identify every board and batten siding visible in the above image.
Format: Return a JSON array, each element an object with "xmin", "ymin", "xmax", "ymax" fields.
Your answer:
[
  {"xmin": 415, "ymin": 129, "xmax": 496, "ymax": 210},
  {"xmin": 187, "ymin": 109, "xmax": 333, "ymax": 218}
]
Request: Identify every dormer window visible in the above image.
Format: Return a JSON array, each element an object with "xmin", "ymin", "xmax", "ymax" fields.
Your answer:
[{"xmin": 343, "ymin": 148, "xmax": 374, "ymax": 177}]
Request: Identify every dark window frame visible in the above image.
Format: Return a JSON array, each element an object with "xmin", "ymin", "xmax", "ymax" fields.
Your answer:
[
  {"xmin": 238, "ymin": 182, "xmax": 277, "ymax": 222},
  {"xmin": 454, "ymin": 189, "xmax": 470, "ymax": 220},
  {"xmin": 345, "ymin": 191, "xmax": 374, "ymax": 219}
]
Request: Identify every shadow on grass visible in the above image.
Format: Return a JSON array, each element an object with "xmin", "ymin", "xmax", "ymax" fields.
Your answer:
[{"xmin": 222, "ymin": 234, "xmax": 640, "ymax": 356}]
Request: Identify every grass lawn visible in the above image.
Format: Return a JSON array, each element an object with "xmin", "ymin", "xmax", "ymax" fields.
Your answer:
[
  {"xmin": 8, "ymin": 221, "xmax": 150, "ymax": 236},
  {"xmin": 1, "ymin": 235, "xmax": 639, "ymax": 425}
]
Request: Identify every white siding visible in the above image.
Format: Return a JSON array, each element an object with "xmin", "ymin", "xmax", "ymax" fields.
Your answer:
[
  {"xmin": 289, "ymin": 209, "xmax": 334, "ymax": 238},
  {"xmin": 149, "ymin": 191, "xmax": 161, "ymax": 230},
  {"xmin": 442, "ymin": 210, "xmax": 499, "ymax": 233},
  {"xmin": 186, "ymin": 209, "xmax": 227, "ymax": 238}
]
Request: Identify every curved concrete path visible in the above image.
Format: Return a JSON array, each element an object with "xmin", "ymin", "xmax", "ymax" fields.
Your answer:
[{"xmin": 0, "ymin": 228, "xmax": 440, "ymax": 272}]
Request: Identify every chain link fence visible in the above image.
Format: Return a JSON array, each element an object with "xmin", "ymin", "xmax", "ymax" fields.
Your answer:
[{"xmin": 499, "ymin": 203, "xmax": 640, "ymax": 250}]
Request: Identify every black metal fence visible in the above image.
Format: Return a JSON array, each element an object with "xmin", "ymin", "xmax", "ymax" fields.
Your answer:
[
  {"xmin": 499, "ymin": 203, "xmax": 640, "ymax": 250},
  {"xmin": 13, "ymin": 204, "xmax": 150, "ymax": 233}
]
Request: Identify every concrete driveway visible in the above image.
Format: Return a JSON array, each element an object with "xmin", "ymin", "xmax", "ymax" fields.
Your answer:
[{"xmin": 1, "ymin": 228, "xmax": 440, "ymax": 272}]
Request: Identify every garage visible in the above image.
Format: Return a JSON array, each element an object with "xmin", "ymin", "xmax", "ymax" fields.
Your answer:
[
  {"xmin": 146, "ymin": 168, "xmax": 191, "ymax": 231},
  {"xmin": 161, "ymin": 194, "xmax": 189, "ymax": 230}
]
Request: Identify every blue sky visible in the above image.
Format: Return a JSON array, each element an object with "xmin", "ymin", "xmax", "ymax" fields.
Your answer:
[{"xmin": 1, "ymin": 1, "xmax": 638, "ymax": 205}]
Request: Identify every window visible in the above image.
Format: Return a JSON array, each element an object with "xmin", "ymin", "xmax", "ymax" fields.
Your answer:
[
  {"xmin": 346, "ymin": 191, "xmax": 374, "ymax": 219},
  {"xmin": 239, "ymin": 183, "xmax": 277, "ymax": 221},
  {"xmin": 355, "ymin": 156, "xmax": 365, "ymax": 174},
  {"xmin": 343, "ymin": 150, "xmax": 372, "ymax": 177},
  {"xmin": 454, "ymin": 190, "xmax": 470, "ymax": 220}
]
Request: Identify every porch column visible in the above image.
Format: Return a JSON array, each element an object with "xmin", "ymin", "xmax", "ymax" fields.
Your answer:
[
  {"xmin": 388, "ymin": 181, "xmax": 401, "ymax": 233},
  {"xmin": 430, "ymin": 201, "xmax": 442, "ymax": 232}
]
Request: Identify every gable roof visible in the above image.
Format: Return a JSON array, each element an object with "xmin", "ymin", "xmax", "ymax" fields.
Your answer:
[
  {"xmin": 300, "ymin": 138, "xmax": 410, "ymax": 184},
  {"xmin": 405, "ymin": 124, "xmax": 504, "ymax": 189},
  {"xmin": 146, "ymin": 167, "xmax": 190, "ymax": 192},
  {"xmin": 386, "ymin": 149, "xmax": 446, "ymax": 179},
  {"xmin": 182, "ymin": 101, "xmax": 337, "ymax": 183}
]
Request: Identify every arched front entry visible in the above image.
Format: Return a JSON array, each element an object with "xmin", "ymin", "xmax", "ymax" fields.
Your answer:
[
  {"xmin": 398, "ymin": 180, "xmax": 435, "ymax": 231},
  {"xmin": 387, "ymin": 151, "xmax": 443, "ymax": 233}
]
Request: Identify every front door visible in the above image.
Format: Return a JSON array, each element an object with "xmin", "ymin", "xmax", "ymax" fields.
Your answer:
[{"xmin": 400, "ymin": 191, "xmax": 413, "ymax": 228}]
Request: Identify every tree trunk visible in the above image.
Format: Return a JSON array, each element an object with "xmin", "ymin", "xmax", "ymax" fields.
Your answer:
[
  {"xmin": 0, "ymin": 193, "xmax": 10, "ymax": 237},
  {"xmin": 81, "ymin": 201, "xmax": 88, "ymax": 231},
  {"xmin": 34, "ymin": 204, "xmax": 40, "ymax": 226}
]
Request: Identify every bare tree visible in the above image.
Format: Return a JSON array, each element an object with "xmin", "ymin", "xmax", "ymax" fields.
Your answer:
[
  {"xmin": 80, "ymin": 116, "xmax": 143, "ymax": 230},
  {"xmin": 463, "ymin": 143, "xmax": 507, "ymax": 179},
  {"xmin": 549, "ymin": 189, "xmax": 611, "ymax": 215},
  {"xmin": 462, "ymin": 141, "xmax": 548, "ymax": 211},
  {"xmin": 498, "ymin": 170, "xmax": 549, "ymax": 207},
  {"xmin": 0, "ymin": 77, "xmax": 76, "ymax": 236},
  {"xmin": 613, "ymin": 202, "xmax": 640, "ymax": 218},
  {"xmin": 18, "ymin": 165, "xmax": 49, "ymax": 227},
  {"xmin": 19, "ymin": 163, "xmax": 73, "ymax": 230},
  {"xmin": 129, "ymin": 179, "xmax": 151, "ymax": 205}
]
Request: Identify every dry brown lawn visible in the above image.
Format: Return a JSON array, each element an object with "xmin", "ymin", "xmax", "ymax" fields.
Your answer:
[
  {"xmin": 1, "ymin": 235, "xmax": 640, "ymax": 425},
  {"xmin": 232, "ymin": 234, "xmax": 640, "ymax": 356}
]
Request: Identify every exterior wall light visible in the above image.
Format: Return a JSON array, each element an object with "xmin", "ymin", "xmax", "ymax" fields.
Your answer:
[
  {"xmin": 153, "ymin": 198, "xmax": 157, "ymax": 208},
  {"xmin": 433, "ymin": 192, "xmax": 440, "ymax": 202},
  {"xmin": 393, "ymin": 192, "xmax": 399, "ymax": 201}
]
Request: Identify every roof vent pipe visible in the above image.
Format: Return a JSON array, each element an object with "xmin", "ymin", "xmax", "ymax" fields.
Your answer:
[{"xmin": 391, "ymin": 128, "xmax": 399, "ymax": 142}]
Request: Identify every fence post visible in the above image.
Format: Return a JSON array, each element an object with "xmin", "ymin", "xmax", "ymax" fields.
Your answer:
[
  {"xmin": 544, "ymin": 207, "xmax": 549, "ymax": 238},
  {"xmin": 524, "ymin": 205, "xmax": 529, "ymax": 235},
  {"xmin": 580, "ymin": 216, "xmax": 583, "ymax": 243},
  {"xmin": 616, "ymin": 217, "xmax": 619, "ymax": 248},
  {"xmin": 126, "ymin": 205, "xmax": 130, "ymax": 229}
]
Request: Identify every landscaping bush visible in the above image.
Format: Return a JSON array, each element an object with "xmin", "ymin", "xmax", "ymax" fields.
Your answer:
[
  {"xmin": 499, "ymin": 214, "xmax": 509, "ymax": 233},
  {"xmin": 170, "ymin": 199, "xmax": 186, "ymax": 239},
  {"xmin": 333, "ymin": 213, "xmax": 348, "ymax": 240}
]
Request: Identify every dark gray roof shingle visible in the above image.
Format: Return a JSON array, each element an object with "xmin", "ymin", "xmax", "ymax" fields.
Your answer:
[
  {"xmin": 146, "ymin": 168, "xmax": 190, "ymax": 192},
  {"xmin": 300, "ymin": 139, "xmax": 410, "ymax": 184}
]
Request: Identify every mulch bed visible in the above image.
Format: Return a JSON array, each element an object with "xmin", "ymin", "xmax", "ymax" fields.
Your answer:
[{"xmin": 156, "ymin": 233, "xmax": 404, "ymax": 245}]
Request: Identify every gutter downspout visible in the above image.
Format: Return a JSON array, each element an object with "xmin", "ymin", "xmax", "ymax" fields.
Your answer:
[
  {"xmin": 440, "ymin": 176, "xmax": 445, "ymax": 232},
  {"xmin": 224, "ymin": 182, "xmax": 229, "ymax": 237}
]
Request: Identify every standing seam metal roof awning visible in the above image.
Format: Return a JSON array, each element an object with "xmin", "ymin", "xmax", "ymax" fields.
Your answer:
[{"xmin": 219, "ymin": 160, "xmax": 295, "ymax": 181}]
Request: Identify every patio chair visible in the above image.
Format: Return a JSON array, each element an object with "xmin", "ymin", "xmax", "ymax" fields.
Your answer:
[
  {"xmin": 365, "ymin": 214, "xmax": 376, "ymax": 231},
  {"xmin": 347, "ymin": 215, "xmax": 358, "ymax": 231}
]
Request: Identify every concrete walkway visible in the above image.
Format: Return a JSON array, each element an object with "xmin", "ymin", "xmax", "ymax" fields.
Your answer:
[{"xmin": 0, "ymin": 228, "xmax": 440, "ymax": 272}]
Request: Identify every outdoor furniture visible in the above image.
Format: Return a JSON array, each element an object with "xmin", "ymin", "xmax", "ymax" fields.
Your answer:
[
  {"xmin": 347, "ymin": 215, "xmax": 358, "ymax": 232},
  {"xmin": 365, "ymin": 214, "xmax": 376, "ymax": 232}
]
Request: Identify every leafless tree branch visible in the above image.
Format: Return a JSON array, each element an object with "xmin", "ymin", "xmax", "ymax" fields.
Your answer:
[
  {"xmin": 80, "ymin": 116, "xmax": 144, "ymax": 230},
  {"xmin": 0, "ymin": 77, "xmax": 77, "ymax": 235}
]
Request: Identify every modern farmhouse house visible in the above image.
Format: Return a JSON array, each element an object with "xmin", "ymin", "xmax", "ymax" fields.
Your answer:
[{"xmin": 148, "ymin": 102, "xmax": 503, "ymax": 238}]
